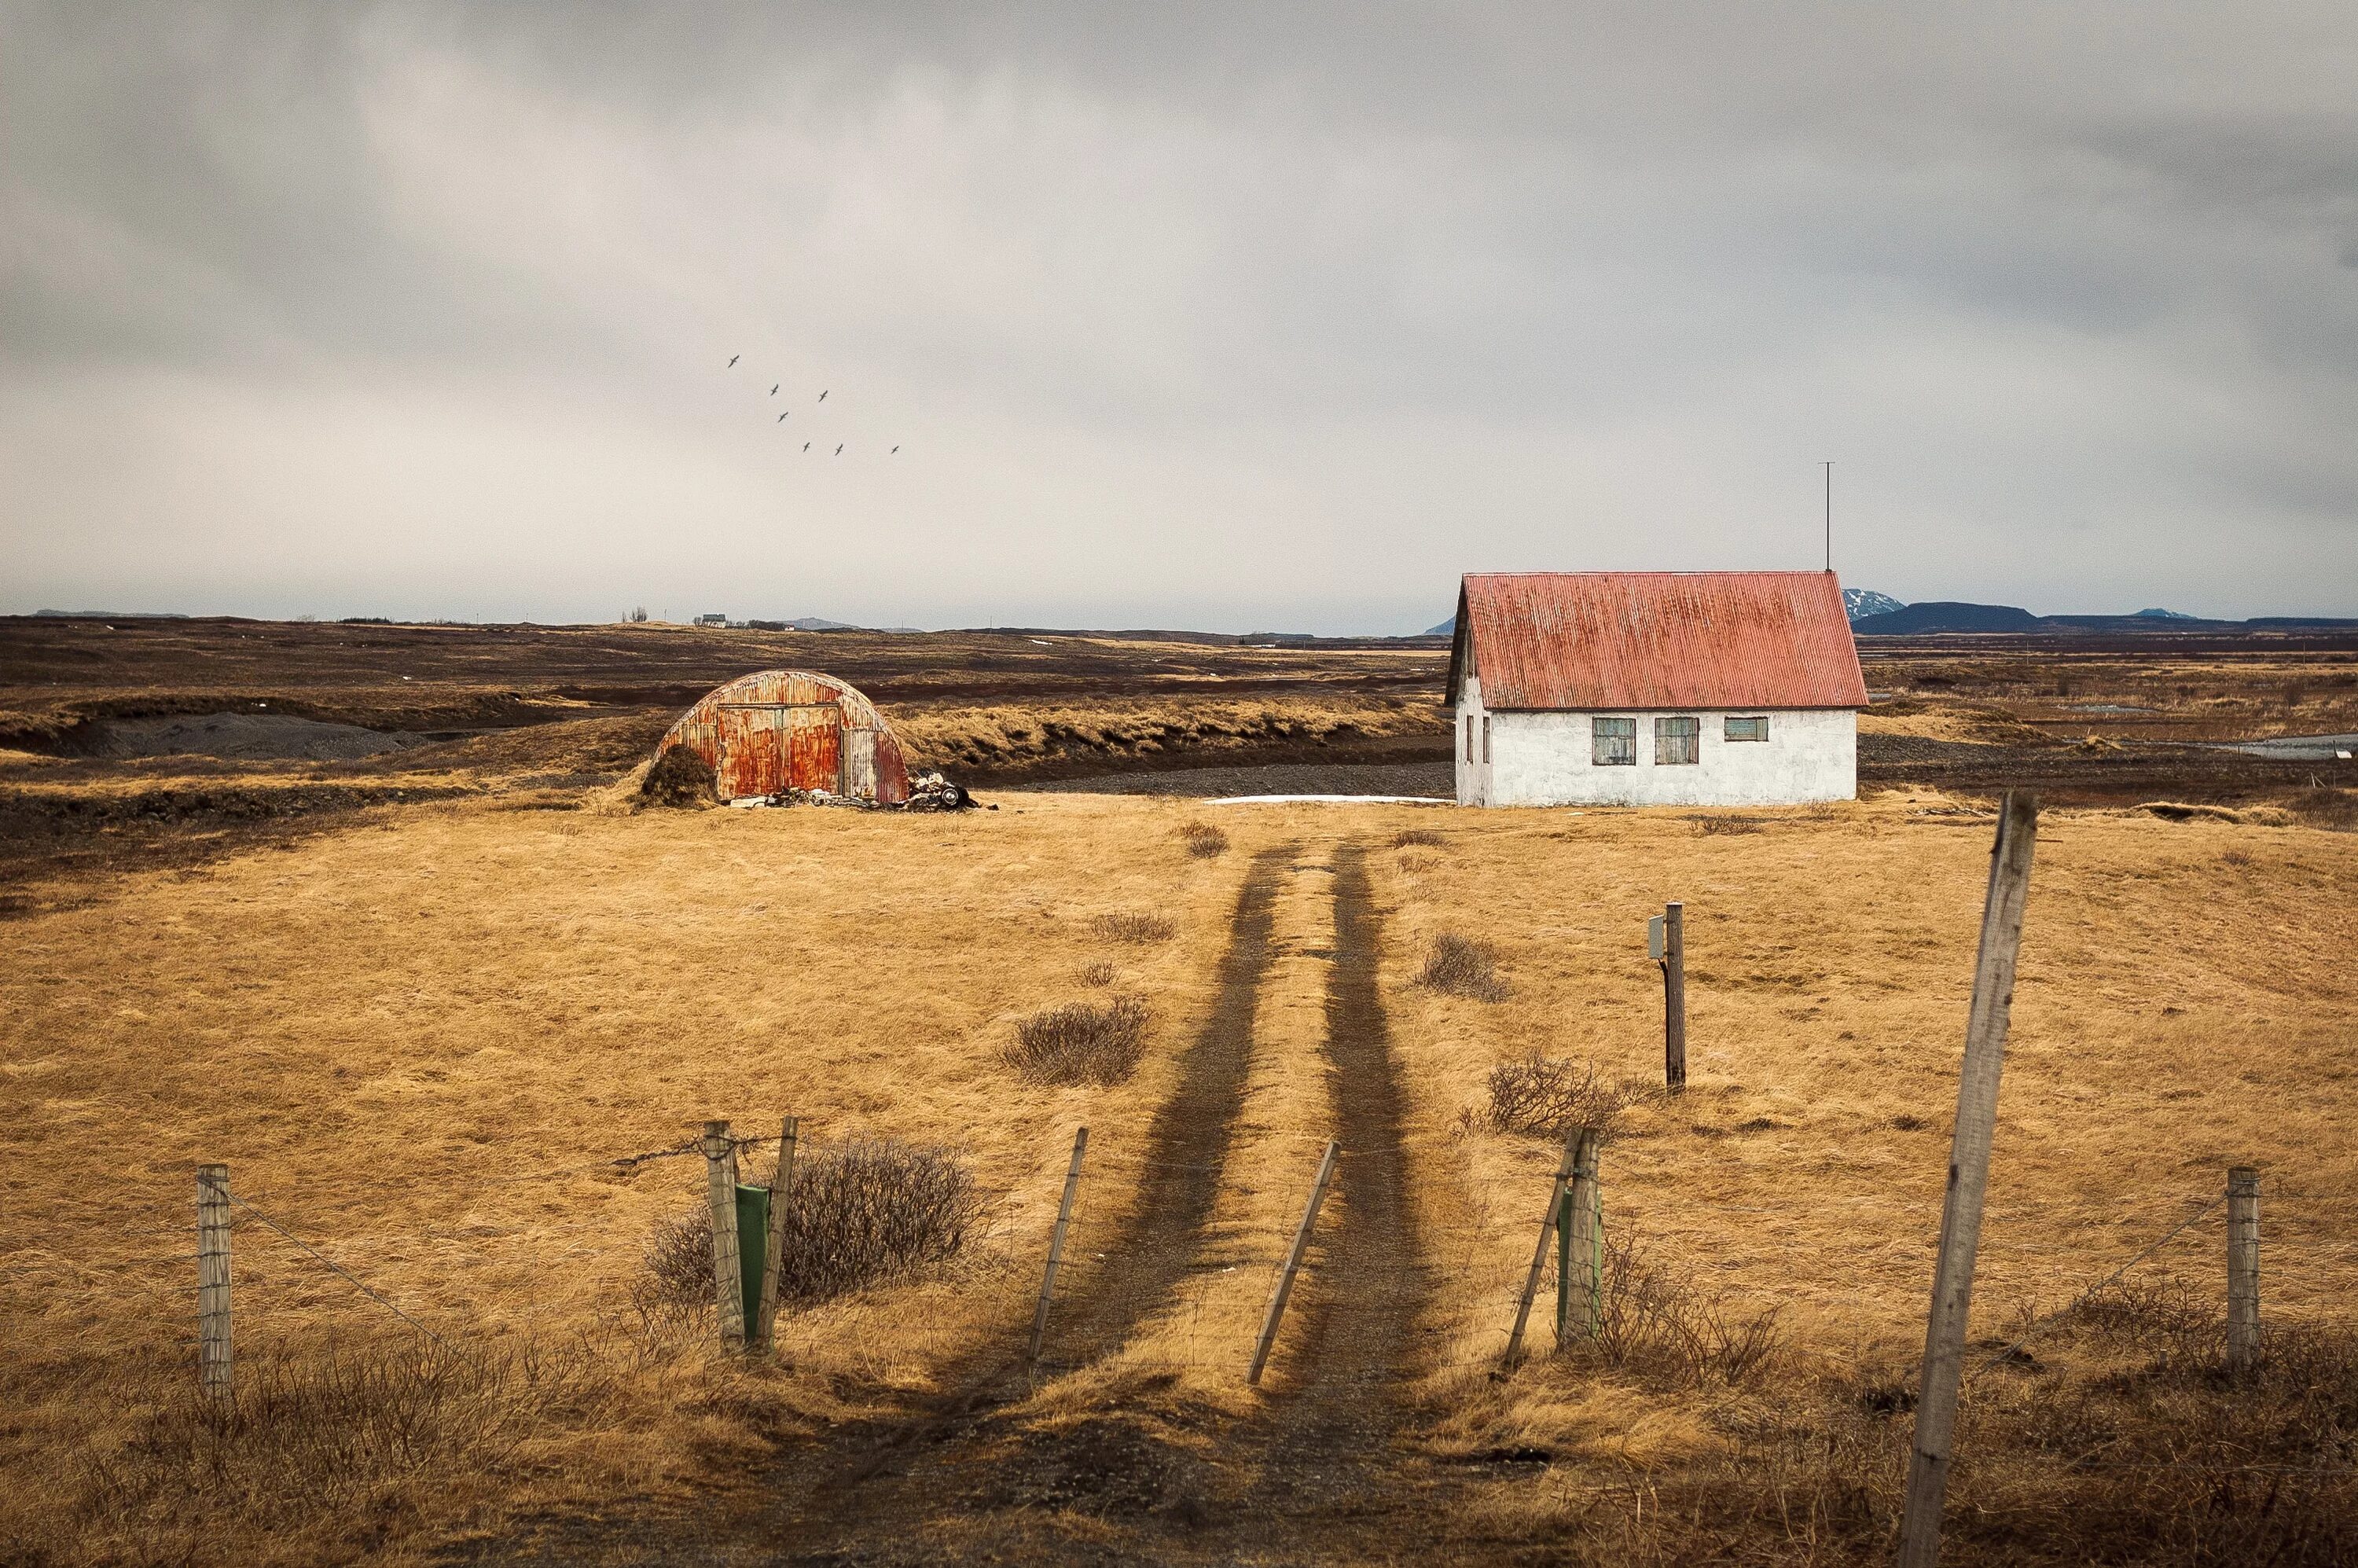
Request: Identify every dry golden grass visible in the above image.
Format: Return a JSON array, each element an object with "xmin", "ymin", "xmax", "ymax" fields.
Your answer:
[{"xmin": 6, "ymin": 784, "xmax": 2356, "ymax": 1562}]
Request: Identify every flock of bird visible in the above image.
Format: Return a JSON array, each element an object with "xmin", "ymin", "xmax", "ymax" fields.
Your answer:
[{"xmin": 727, "ymin": 354, "xmax": 898, "ymax": 456}]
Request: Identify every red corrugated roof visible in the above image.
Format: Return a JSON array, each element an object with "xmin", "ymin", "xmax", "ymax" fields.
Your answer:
[{"xmin": 1445, "ymin": 572, "xmax": 1868, "ymax": 711}]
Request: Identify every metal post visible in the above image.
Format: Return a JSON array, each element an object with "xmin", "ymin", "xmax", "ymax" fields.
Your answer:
[
  {"xmin": 754, "ymin": 1116, "xmax": 797, "ymax": 1355},
  {"xmin": 703, "ymin": 1120, "xmax": 746, "ymax": 1352},
  {"xmin": 2227, "ymin": 1166, "xmax": 2260, "ymax": 1373},
  {"xmin": 1897, "ymin": 791, "xmax": 2040, "ymax": 1568},
  {"xmin": 1249, "ymin": 1140, "xmax": 1339, "ymax": 1386},
  {"xmin": 197, "ymin": 1163, "xmax": 233, "ymax": 1402},
  {"xmin": 1028, "ymin": 1127, "xmax": 1089, "ymax": 1366},
  {"xmin": 1663, "ymin": 901, "xmax": 1687, "ymax": 1091}
]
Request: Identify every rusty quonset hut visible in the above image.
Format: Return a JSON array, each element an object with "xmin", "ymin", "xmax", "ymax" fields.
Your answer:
[{"xmin": 658, "ymin": 670, "xmax": 911, "ymax": 804}]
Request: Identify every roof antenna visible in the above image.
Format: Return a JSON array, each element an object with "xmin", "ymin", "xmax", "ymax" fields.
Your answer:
[{"xmin": 1822, "ymin": 461, "xmax": 1833, "ymax": 573}]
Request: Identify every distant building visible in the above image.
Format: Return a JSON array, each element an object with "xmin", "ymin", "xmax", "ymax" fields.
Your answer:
[
  {"xmin": 695, "ymin": 613, "xmax": 729, "ymax": 626},
  {"xmin": 655, "ymin": 670, "xmax": 911, "ymax": 803},
  {"xmin": 1446, "ymin": 572, "xmax": 1868, "ymax": 808}
]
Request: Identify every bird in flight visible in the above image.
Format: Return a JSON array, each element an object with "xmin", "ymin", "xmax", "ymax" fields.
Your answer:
[
  {"xmin": 777, "ymin": 412, "xmax": 788, "ymax": 423},
  {"xmin": 802, "ymin": 442, "xmax": 810, "ymax": 452},
  {"xmin": 817, "ymin": 390, "xmax": 828, "ymax": 402},
  {"xmin": 891, "ymin": 445, "xmax": 899, "ymax": 454},
  {"xmin": 834, "ymin": 444, "xmax": 843, "ymax": 455},
  {"xmin": 728, "ymin": 354, "xmax": 738, "ymax": 367},
  {"xmin": 769, "ymin": 384, "xmax": 778, "ymax": 395}
]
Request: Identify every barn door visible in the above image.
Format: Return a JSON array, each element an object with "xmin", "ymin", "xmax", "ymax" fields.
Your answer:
[
  {"xmin": 715, "ymin": 706, "xmax": 786, "ymax": 799},
  {"xmin": 840, "ymin": 725, "xmax": 878, "ymax": 799},
  {"xmin": 783, "ymin": 706, "xmax": 843, "ymax": 794}
]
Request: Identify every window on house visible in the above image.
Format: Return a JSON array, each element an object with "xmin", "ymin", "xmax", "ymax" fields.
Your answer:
[
  {"xmin": 1464, "ymin": 714, "xmax": 1475, "ymax": 762},
  {"xmin": 1481, "ymin": 715, "xmax": 1491, "ymax": 763},
  {"xmin": 1724, "ymin": 715, "xmax": 1769, "ymax": 741},
  {"xmin": 1655, "ymin": 715, "xmax": 1700, "ymax": 765},
  {"xmin": 1592, "ymin": 716, "xmax": 1636, "ymax": 766}
]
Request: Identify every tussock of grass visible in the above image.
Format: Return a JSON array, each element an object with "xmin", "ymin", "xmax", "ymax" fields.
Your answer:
[
  {"xmin": 643, "ymin": 1139, "xmax": 986, "ymax": 1310},
  {"xmin": 1688, "ymin": 813, "xmax": 1765, "ymax": 835},
  {"xmin": 1004, "ymin": 996, "xmax": 1151, "ymax": 1086},
  {"xmin": 638, "ymin": 744, "xmax": 715, "ymax": 807},
  {"xmin": 1417, "ymin": 931, "xmax": 1508, "ymax": 1001},
  {"xmin": 1090, "ymin": 910, "xmax": 1177, "ymax": 944},
  {"xmin": 1177, "ymin": 821, "xmax": 1229, "ymax": 858},
  {"xmin": 1391, "ymin": 828, "xmax": 1445, "ymax": 849}
]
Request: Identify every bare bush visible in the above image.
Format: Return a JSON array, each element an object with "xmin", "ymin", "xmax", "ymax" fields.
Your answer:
[
  {"xmin": 1075, "ymin": 960, "xmax": 1118, "ymax": 987},
  {"xmin": 640, "ymin": 744, "xmax": 716, "ymax": 808},
  {"xmin": 1177, "ymin": 821, "xmax": 1229, "ymax": 858},
  {"xmin": 644, "ymin": 1139, "xmax": 986, "ymax": 1311},
  {"xmin": 1091, "ymin": 911, "xmax": 1177, "ymax": 944},
  {"xmin": 1560, "ymin": 1225, "xmax": 1785, "ymax": 1389},
  {"xmin": 1003, "ymin": 995, "xmax": 1151, "ymax": 1086},
  {"xmin": 1417, "ymin": 932, "xmax": 1508, "ymax": 1001},
  {"xmin": 1391, "ymin": 828, "xmax": 1445, "ymax": 849},
  {"xmin": 1690, "ymin": 814, "xmax": 1765, "ymax": 835},
  {"xmin": 1477, "ymin": 1055, "xmax": 1637, "ymax": 1140}
]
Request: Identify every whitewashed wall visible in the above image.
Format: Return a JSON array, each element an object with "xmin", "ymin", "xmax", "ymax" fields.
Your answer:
[{"xmin": 1456, "ymin": 676, "xmax": 1855, "ymax": 806}]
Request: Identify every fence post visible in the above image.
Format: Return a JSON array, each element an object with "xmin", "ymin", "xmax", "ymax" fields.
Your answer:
[
  {"xmin": 1556, "ymin": 1128, "xmax": 1603, "ymax": 1344},
  {"xmin": 1028, "ymin": 1126, "xmax": 1089, "ymax": 1367},
  {"xmin": 1897, "ymin": 790, "xmax": 2040, "ymax": 1568},
  {"xmin": 197, "ymin": 1163, "xmax": 233, "ymax": 1402},
  {"xmin": 1249, "ymin": 1139, "xmax": 1339, "ymax": 1386},
  {"xmin": 1663, "ymin": 901, "xmax": 1687, "ymax": 1091},
  {"xmin": 1505, "ymin": 1131, "xmax": 1585, "ymax": 1363},
  {"xmin": 2227, "ymin": 1166, "xmax": 2260, "ymax": 1372},
  {"xmin": 753, "ymin": 1116, "xmax": 797, "ymax": 1357},
  {"xmin": 703, "ymin": 1120, "xmax": 747, "ymax": 1353}
]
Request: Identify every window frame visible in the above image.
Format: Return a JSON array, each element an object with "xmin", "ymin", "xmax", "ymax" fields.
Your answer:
[
  {"xmin": 1480, "ymin": 714, "xmax": 1491, "ymax": 763},
  {"xmin": 1724, "ymin": 714, "xmax": 1770, "ymax": 742},
  {"xmin": 1592, "ymin": 715, "xmax": 1636, "ymax": 766},
  {"xmin": 1654, "ymin": 714, "xmax": 1701, "ymax": 766}
]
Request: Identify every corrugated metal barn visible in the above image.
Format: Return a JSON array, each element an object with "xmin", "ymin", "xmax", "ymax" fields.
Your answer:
[
  {"xmin": 1445, "ymin": 571, "xmax": 1869, "ymax": 807},
  {"xmin": 658, "ymin": 670, "xmax": 911, "ymax": 804}
]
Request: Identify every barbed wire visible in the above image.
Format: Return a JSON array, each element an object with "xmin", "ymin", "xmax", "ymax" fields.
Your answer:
[
  {"xmin": 226, "ymin": 1192, "xmax": 447, "ymax": 1346},
  {"xmin": 1967, "ymin": 1192, "xmax": 2228, "ymax": 1381}
]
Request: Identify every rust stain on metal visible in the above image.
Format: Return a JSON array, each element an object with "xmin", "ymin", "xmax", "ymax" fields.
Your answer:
[
  {"xmin": 1445, "ymin": 571, "xmax": 1869, "ymax": 711},
  {"xmin": 658, "ymin": 670, "xmax": 911, "ymax": 803}
]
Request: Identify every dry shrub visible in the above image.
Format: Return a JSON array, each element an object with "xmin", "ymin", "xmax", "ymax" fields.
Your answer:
[
  {"xmin": 61, "ymin": 1335, "xmax": 622, "ymax": 1564},
  {"xmin": 1557, "ymin": 1225, "xmax": 1785, "ymax": 1390},
  {"xmin": 2282, "ymin": 787, "xmax": 2358, "ymax": 832},
  {"xmin": 1688, "ymin": 814, "xmax": 1765, "ymax": 835},
  {"xmin": 1177, "ymin": 821, "xmax": 1229, "ymax": 858},
  {"xmin": 643, "ymin": 1139, "xmax": 986, "ymax": 1311},
  {"xmin": 1476, "ymin": 1055, "xmax": 1636, "ymax": 1140},
  {"xmin": 1003, "ymin": 996, "xmax": 1151, "ymax": 1086},
  {"xmin": 1091, "ymin": 911, "xmax": 1176, "ymax": 944},
  {"xmin": 1417, "ymin": 931, "xmax": 1508, "ymax": 1001},
  {"xmin": 639, "ymin": 744, "xmax": 716, "ymax": 807},
  {"xmin": 1391, "ymin": 828, "xmax": 1445, "ymax": 849},
  {"xmin": 1075, "ymin": 959, "xmax": 1118, "ymax": 987}
]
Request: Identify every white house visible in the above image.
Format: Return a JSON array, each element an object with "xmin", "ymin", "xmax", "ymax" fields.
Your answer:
[{"xmin": 1447, "ymin": 571, "xmax": 1868, "ymax": 808}]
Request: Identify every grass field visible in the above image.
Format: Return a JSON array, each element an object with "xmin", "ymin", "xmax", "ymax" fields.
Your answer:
[{"xmin": 6, "ymin": 773, "xmax": 2354, "ymax": 1563}]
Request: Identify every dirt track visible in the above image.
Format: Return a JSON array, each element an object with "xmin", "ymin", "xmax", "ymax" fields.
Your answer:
[{"xmin": 461, "ymin": 839, "xmax": 1456, "ymax": 1566}]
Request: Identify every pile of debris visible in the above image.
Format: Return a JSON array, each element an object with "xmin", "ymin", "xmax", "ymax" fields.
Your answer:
[{"xmin": 723, "ymin": 771, "xmax": 982, "ymax": 813}]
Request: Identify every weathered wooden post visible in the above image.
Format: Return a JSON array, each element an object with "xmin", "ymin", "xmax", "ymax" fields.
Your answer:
[
  {"xmin": 1662, "ymin": 902, "xmax": 1687, "ymax": 1091},
  {"xmin": 2227, "ymin": 1166, "xmax": 2261, "ymax": 1373},
  {"xmin": 1556, "ymin": 1128, "xmax": 1603, "ymax": 1344},
  {"xmin": 703, "ymin": 1120, "xmax": 747, "ymax": 1353},
  {"xmin": 1028, "ymin": 1126, "xmax": 1089, "ymax": 1366},
  {"xmin": 1505, "ymin": 1131, "xmax": 1585, "ymax": 1362},
  {"xmin": 1897, "ymin": 790, "xmax": 2040, "ymax": 1568},
  {"xmin": 1249, "ymin": 1139, "xmax": 1339, "ymax": 1386},
  {"xmin": 197, "ymin": 1163, "xmax": 233, "ymax": 1402},
  {"xmin": 753, "ymin": 1116, "xmax": 798, "ymax": 1356}
]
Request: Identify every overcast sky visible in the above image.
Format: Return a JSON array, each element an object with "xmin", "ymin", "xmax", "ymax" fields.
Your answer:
[{"xmin": 5, "ymin": 3, "xmax": 2355, "ymax": 631}]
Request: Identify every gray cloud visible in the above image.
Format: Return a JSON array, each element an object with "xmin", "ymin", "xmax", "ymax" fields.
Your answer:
[{"xmin": 4, "ymin": 1, "xmax": 2354, "ymax": 629}]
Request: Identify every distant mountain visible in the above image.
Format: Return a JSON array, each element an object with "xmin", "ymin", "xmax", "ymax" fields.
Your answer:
[
  {"xmin": 2133, "ymin": 608, "xmax": 2196, "ymax": 620},
  {"xmin": 1850, "ymin": 600, "xmax": 2044, "ymax": 634},
  {"xmin": 1842, "ymin": 588, "xmax": 1904, "ymax": 623},
  {"xmin": 1427, "ymin": 617, "xmax": 1455, "ymax": 636}
]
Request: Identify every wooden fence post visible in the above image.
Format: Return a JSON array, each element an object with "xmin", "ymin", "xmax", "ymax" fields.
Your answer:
[
  {"xmin": 1504, "ymin": 1131, "xmax": 1585, "ymax": 1362},
  {"xmin": 1249, "ymin": 1139, "xmax": 1339, "ymax": 1386},
  {"xmin": 197, "ymin": 1163, "xmax": 233, "ymax": 1402},
  {"xmin": 1663, "ymin": 901, "xmax": 1687, "ymax": 1091},
  {"xmin": 1897, "ymin": 790, "xmax": 2040, "ymax": 1568},
  {"xmin": 1557, "ymin": 1129, "xmax": 1603, "ymax": 1343},
  {"xmin": 703, "ymin": 1120, "xmax": 747, "ymax": 1353},
  {"xmin": 1028, "ymin": 1126, "xmax": 1089, "ymax": 1367},
  {"xmin": 754, "ymin": 1116, "xmax": 798, "ymax": 1356},
  {"xmin": 2227, "ymin": 1166, "xmax": 2260, "ymax": 1373}
]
